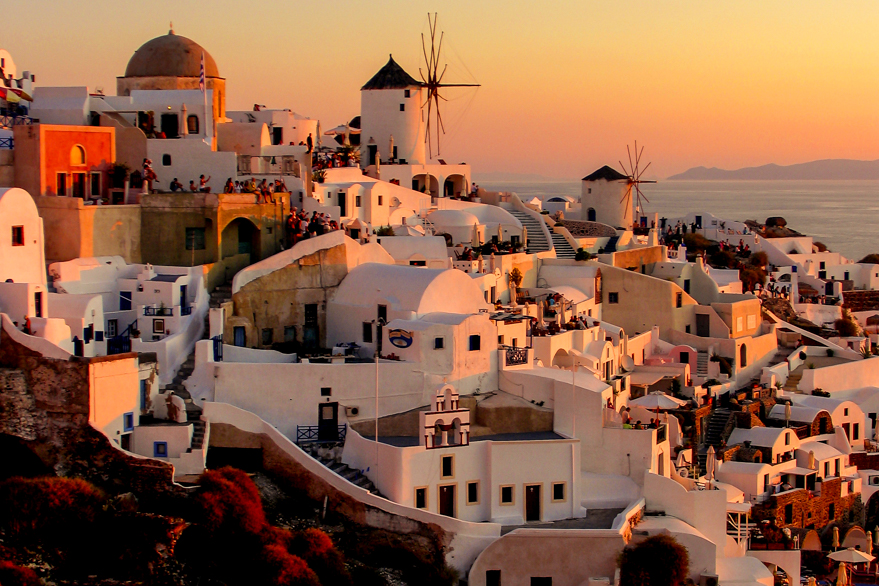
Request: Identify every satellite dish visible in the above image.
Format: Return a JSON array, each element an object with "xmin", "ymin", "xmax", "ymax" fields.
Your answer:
[{"xmin": 621, "ymin": 356, "xmax": 635, "ymax": 371}]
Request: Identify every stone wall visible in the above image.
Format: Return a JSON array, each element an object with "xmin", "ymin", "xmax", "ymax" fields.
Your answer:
[
  {"xmin": 0, "ymin": 327, "xmax": 179, "ymax": 496},
  {"xmin": 210, "ymin": 422, "xmax": 449, "ymax": 567},
  {"xmin": 753, "ymin": 477, "xmax": 860, "ymax": 530}
]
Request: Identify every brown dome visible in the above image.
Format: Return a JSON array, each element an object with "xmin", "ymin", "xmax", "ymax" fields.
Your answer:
[{"xmin": 124, "ymin": 30, "xmax": 220, "ymax": 78}]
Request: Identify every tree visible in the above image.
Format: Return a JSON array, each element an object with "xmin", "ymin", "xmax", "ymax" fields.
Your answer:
[
  {"xmin": 834, "ymin": 309, "xmax": 860, "ymax": 338},
  {"xmin": 618, "ymin": 534, "xmax": 690, "ymax": 586}
]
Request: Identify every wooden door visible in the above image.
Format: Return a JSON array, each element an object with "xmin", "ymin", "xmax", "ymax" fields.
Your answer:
[
  {"xmin": 525, "ymin": 484, "xmax": 541, "ymax": 522},
  {"xmin": 318, "ymin": 402, "xmax": 339, "ymax": 441},
  {"xmin": 439, "ymin": 485, "xmax": 455, "ymax": 518},
  {"xmin": 696, "ymin": 314, "xmax": 710, "ymax": 337}
]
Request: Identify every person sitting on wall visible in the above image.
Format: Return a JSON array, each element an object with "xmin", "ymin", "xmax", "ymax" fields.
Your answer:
[
  {"xmin": 223, "ymin": 178, "xmax": 234, "ymax": 193},
  {"xmin": 169, "ymin": 178, "xmax": 183, "ymax": 192},
  {"xmin": 189, "ymin": 181, "xmax": 198, "ymax": 192},
  {"xmin": 634, "ymin": 421, "xmax": 643, "ymax": 430},
  {"xmin": 199, "ymin": 175, "xmax": 211, "ymax": 193}
]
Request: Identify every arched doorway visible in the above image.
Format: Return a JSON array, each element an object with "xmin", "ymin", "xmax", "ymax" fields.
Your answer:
[
  {"xmin": 412, "ymin": 174, "xmax": 440, "ymax": 197},
  {"xmin": 444, "ymin": 174, "xmax": 466, "ymax": 197},
  {"xmin": 552, "ymin": 348, "xmax": 570, "ymax": 368},
  {"xmin": 221, "ymin": 218, "xmax": 261, "ymax": 261},
  {"xmin": 740, "ymin": 344, "xmax": 748, "ymax": 368},
  {"xmin": 587, "ymin": 208, "xmax": 596, "ymax": 222}
]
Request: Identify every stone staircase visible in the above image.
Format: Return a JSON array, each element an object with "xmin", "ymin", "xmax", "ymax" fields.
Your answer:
[
  {"xmin": 697, "ymin": 408, "xmax": 732, "ymax": 474},
  {"xmin": 603, "ymin": 235, "xmax": 619, "ymax": 253},
  {"xmin": 189, "ymin": 419, "xmax": 206, "ymax": 451},
  {"xmin": 300, "ymin": 443, "xmax": 382, "ymax": 496},
  {"xmin": 509, "ymin": 210, "xmax": 550, "ymax": 253},
  {"xmin": 163, "ymin": 280, "xmax": 233, "ymax": 425},
  {"xmin": 696, "ymin": 351, "xmax": 709, "ymax": 376},
  {"xmin": 551, "ymin": 232, "xmax": 577, "ymax": 259},
  {"xmin": 784, "ymin": 372, "xmax": 802, "ymax": 393}
]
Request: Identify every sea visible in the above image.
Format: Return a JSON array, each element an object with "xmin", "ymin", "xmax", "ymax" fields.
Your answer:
[{"xmin": 478, "ymin": 180, "xmax": 879, "ymax": 263}]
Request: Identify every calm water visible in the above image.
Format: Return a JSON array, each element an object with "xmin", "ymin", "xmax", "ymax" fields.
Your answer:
[{"xmin": 479, "ymin": 180, "xmax": 879, "ymax": 262}]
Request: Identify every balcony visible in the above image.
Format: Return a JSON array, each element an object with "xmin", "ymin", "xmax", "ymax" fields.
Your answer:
[
  {"xmin": 144, "ymin": 306, "xmax": 174, "ymax": 316},
  {"xmin": 181, "ymin": 305, "xmax": 193, "ymax": 316},
  {"xmin": 505, "ymin": 346, "xmax": 529, "ymax": 366}
]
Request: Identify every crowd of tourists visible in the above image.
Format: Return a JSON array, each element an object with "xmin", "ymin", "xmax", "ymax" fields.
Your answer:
[{"xmin": 284, "ymin": 209, "xmax": 340, "ymax": 247}]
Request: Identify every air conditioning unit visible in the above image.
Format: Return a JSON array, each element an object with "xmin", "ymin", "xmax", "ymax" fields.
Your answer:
[
  {"xmin": 700, "ymin": 574, "xmax": 719, "ymax": 586},
  {"xmin": 345, "ymin": 406, "xmax": 360, "ymax": 417}
]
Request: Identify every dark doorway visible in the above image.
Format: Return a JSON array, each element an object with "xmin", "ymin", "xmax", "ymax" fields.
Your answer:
[
  {"xmin": 367, "ymin": 144, "xmax": 378, "ymax": 166},
  {"xmin": 272, "ymin": 126, "xmax": 283, "ymax": 145},
  {"xmin": 72, "ymin": 173, "xmax": 87, "ymax": 198},
  {"xmin": 338, "ymin": 192, "xmax": 347, "ymax": 217},
  {"xmin": 525, "ymin": 484, "xmax": 541, "ymax": 521},
  {"xmin": 587, "ymin": 208, "xmax": 596, "ymax": 222},
  {"xmin": 179, "ymin": 284, "xmax": 187, "ymax": 306},
  {"xmin": 439, "ymin": 485, "xmax": 455, "ymax": 518},
  {"xmin": 34, "ymin": 292, "xmax": 42, "ymax": 318},
  {"xmin": 160, "ymin": 113, "xmax": 179, "ymax": 138},
  {"xmin": 73, "ymin": 337, "xmax": 84, "ymax": 357},
  {"xmin": 318, "ymin": 402, "xmax": 339, "ymax": 441},
  {"xmin": 121, "ymin": 434, "xmax": 131, "ymax": 451},
  {"xmin": 120, "ymin": 291, "xmax": 132, "ymax": 311},
  {"xmin": 233, "ymin": 326, "xmax": 246, "ymax": 347},
  {"xmin": 696, "ymin": 314, "xmax": 710, "ymax": 337},
  {"xmin": 303, "ymin": 304, "xmax": 319, "ymax": 348}
]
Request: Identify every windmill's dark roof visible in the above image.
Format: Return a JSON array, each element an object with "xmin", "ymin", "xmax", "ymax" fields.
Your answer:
[
  {"xmin": 582, "ymin": 166, "xmax": 629, "ymax": 182},
  {"xmin": 361, "ymin": 55, "xmax": 423, "ymax": 90}
]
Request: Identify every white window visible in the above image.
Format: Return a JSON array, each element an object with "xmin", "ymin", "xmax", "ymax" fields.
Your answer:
[
  {"xmin": 747, "ymin": 315, "xmax": 756, "ymax": 329},
  {"xmin": 736, "ymin": 316, "xmax": 743, "ymax": 332}
]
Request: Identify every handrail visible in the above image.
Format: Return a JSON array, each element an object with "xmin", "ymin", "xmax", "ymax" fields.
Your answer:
[
  {"xmin": 296, "ymin": 424, "xmax": 348, "ymax": 444},
  {"xmin": 144, "ymin": 306, "xmax": 174, "ymax": 316}
]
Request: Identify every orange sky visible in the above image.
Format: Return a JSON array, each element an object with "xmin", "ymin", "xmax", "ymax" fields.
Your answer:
[{"xmin": 6, "ymin": 0, "xmax": 878, "ymax": 178}]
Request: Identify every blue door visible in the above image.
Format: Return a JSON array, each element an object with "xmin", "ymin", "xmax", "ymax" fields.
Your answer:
[
  {"xmin": 233, "ymin": 326, "xmax": 246, "ymax": 347},
  {"xmin": 120, "ymin": 291, "xmax": 132, "ymax": 311}
]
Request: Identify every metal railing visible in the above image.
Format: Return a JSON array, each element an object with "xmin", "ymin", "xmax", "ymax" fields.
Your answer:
[
  {"xmin": 181, "ymin": 305, "xmax": 193, "ymax": 316},
  {"xmin": 144, "ymin": 306, "xmax": 174, "ymax": 316},
  {"xmin": 0, "ymin": 137, "xmax": 12, "ymax": 149},
  {"xmin": 296, "ymin": 424, "xmax": 348, "ymax": 444},
  {"xmin": 107, "ymin": 319, "xmax": 138, "ymax": 355},
  {"xmin": 505, "ymin": 346, "xmax": 529, "ymax": 366},
  {"xmin": 0, "ymin": 114, "xmax": 34, "ymax": 128}
]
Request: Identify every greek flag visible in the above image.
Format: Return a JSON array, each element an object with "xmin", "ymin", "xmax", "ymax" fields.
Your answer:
[{"xmin": 199, "ymin": 52, "xmax": 206, "ymax": 92}]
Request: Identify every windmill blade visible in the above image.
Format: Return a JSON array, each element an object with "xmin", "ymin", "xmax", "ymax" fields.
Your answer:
[
  {"xmin": 619, "ymin": 160, "xmax": 630, "ymax": 177},
  {"xmin": 620, "ymin": 183, "xmax": 633, "ymax": 204},
  {"xmin": 627, "ymin": 145, "xmax": 634, "ymax": 178},
  {"xmin": 636, "ymin": 185, "xmax": 650, "ymax": 204},
  {"xmin": 637, "ymin": 161, "xmax": 652, "ymax": 180},
  {"xmin": 437, "ymin": 64, "xmax": 448, "ymax": 84},
  {"xmin": 436, "ymin": 96, "xmax": 446, "ymax": 133}
]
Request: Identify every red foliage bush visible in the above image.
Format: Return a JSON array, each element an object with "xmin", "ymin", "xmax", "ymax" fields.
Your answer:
[
  {"xmin": 0, "ymin": 476, "xmax": 105, "ymax": 540},
  {"xmin": 289, "ymin": 528, "xmax": 351, "ymax": 585},
  {"xmin": 260, "ymin": 544, "xmax": 319, "ymax": 586},
  {"xmin": 0, "ymin": 560, "xmax": 42, "ymax": 586},
  {"xmin": 196, "ymin": 467, "xmax": 266, "ymax": 538}
]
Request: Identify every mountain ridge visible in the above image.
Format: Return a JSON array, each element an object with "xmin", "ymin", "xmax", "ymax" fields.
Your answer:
[{"xmin": 667, "ymin": 158, "xmax": 879, "ymax": 180}]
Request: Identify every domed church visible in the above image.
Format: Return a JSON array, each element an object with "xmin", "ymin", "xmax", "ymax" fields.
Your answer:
[{"xmin": 116, "ymin": 27, "xmax": 226, "ymax": 125}]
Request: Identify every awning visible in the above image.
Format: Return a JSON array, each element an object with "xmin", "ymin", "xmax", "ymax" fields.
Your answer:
[
  {"xmin": 629, "ymin": 372, "xmax": 666, "ymax": 386},
  {"xmin": 727, "ymin": 502, "xmax": 752, "ymax": 514},
  {"xmin": 786, "ymin": 467, "xmax": 818, "ymax": 476}
]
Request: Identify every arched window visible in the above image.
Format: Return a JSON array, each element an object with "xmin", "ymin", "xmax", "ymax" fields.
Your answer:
[
  {"xmin": 70, "ymin": 145, "xmax": 86, "ymax": 165},
  {"xmin": 587, "ymin": 208, "xmax": 596, "ymax": 221},
  {"xmin": 162, "ymin": 154, "xmax": 172, "ymax": 166},
  {"xmin": 187, "ymin": 115, "xmax": 199, "ymax": 134},
  {"xmin": 740, "ymin": 344, "xmax": 748, "ymax": 368}
]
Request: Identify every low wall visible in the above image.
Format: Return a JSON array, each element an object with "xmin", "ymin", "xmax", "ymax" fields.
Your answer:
[
  {"xmin": 203, "ymin": 402, "xmax": 499, "ymax": 573},
  {"xmin": 800, "ymin": 355, "xmax": 879, "ymax": 393}
]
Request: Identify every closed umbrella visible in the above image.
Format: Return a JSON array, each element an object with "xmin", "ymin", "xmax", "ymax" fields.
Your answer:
[
  {"xmin": 388, "ymin": 134, "xmax": 394, "ymax": 160},
  {"xmin": 836, "ymin": 562, "xmax": 846, "ymax": 586},
  {"xmin": 705, "ymin": 445, "xmax": 716, "ymax": 482},
  {"xmin": 867, "ymin": 532, "xmax": 873, "ymax": 556},
  {"xmin": 785, "ymin": 402, "xmax": 792, "ymax": 427},
  {"xmin": 471, "ymin": 222, "xmax": 481, "ymax": 248},
  {"xmin": 808, "ymin": 450, "xmax": 815, "ymax": 470},
  {"xmin": 833, "ymin": 527, "xmax": 840, "ymax": 550}
]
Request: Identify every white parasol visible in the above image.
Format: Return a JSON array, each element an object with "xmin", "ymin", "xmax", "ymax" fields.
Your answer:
[
  {"xmin": 833, "ymin": 526, "xmax": 840, "ymax": 550},
  {"xmin": 471, "ymin": 222, "xmax": 481, "ymax": 249},
  {"xmin": 629, "ymin": 392, "xmax": 688, "ymax": 411},
  {"xmin": 836, "ymin": 562, "xmax": 847, "ymax": 586},
  {"xmin": 324, "ymin": 124, "xmax": 361, "ymax": 146},
  {"xmin": 785, "ymin": 402, "xmax": 792, "ymax": 427},
  {"xmin": 867, "ymin": 532, "xmax": 873, "ymax": 556},
  {"xmin": 828, "ymin": 548, "xmax": 875, "ymax": 564}
]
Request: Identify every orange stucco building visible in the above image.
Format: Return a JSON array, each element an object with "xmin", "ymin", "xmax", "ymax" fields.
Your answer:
[{"xmin": 14, "ymin": 124, "xmax": 115, "ymax": 198}]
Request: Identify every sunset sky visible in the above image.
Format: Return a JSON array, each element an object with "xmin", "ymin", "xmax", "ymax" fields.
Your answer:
[{"xmin": 6, "ymin": 0, "xmax": 878, "ymax": 178}]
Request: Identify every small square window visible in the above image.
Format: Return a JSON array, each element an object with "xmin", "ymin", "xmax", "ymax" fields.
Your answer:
[
  {"xmin": 552, "ymin": 482, "xmax": 566, "ymax": 502},
  {"xmin": 154, "ymin": 441, "xmax": 168, "ymax": 458},
  {"xmin": 404, "ymin": 89, "xmax": 411, "ymax": 98},
  {"xmin": 467, "ymin": 481, "xmax": 480, "ymax": 505},
  {"xmin": 675, "ymin": 292, "xmax": 683, "ymax": 308},
  {"xmin": 90, "ymin": 172, "xmax": 101, "ymax": 196},
  {"xmin": 363, "ymin": 322, "xmax": 373, "ymax": 343},
  {"xmin": 123, "ymin": 412, "xmax": 134, "ymax": 432},
  {"xmin": 355, "ymin": 195, "xmax": 362, "ymax": 207},
  {"xmin": 469, "ymin": 335, "xmax": 481, "ymax": 351},
  {"xmin": 531, "ymin": 578, "xmax": 552, "ymax": 586},
  {"xmin": 162, "ymin": 154, "xmax": 172, "ymax": 166},
  {"xmin": 284, "ymin": 326, "xmax": 296, "ymax": 342},
  {"xmin": 378, "ymin": 304, "xmax": 387, "ymax": 322},
  {"xmin": 685, "ymin": 325, "xmax": 691, "ymax": 334},
  {"xmin": 441, "ymin": 455, "xmax": 454, "ymax": 478},
  {"xmin": 399, "ymin": 103, "xmax": 405, "ymax": 111},
  {"xmin": 262, "ymin": 328, "xmax": 273, "ymax": 345},
  {"xmin": 321, "ymin": 387, "xmax": 332, "ymax": 397},
  {"xmin": 608, "ymin": 292, "xmax": 619, "ymax": 304},
  {"xmin": 500, "ymin": 485, "xmax": 514, "ymax": 505},
  {"xmin": 434, "ymin": 337, "xmax": 444, "ymax": 349},
  {"xmin": 498, "ymin": 335, "xmax": 504, "ymax": 345},
  {"xmin": 844, "ymin": 408, "xmax": 849, "ymax": 416},
  {"xmin": 378, "ymin": 195, "xmax": 384, "ymax": 206},
  {"xmin": 11, "ymin": 225, "xmax": 24, "ymax": 246},
  {"xmin": 415, "ymin": 486, "xmax": 428, "ymax": 509}
]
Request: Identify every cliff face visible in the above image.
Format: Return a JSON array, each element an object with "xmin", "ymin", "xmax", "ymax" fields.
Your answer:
[{"xmin": 0, "ymin": 328, "xmax": 178, "ymax": 495}]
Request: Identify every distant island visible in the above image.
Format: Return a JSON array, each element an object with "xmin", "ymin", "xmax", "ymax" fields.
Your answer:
[{"xmin": 667, "ymin": 158, "xmax": 879, "ymax": 180}]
